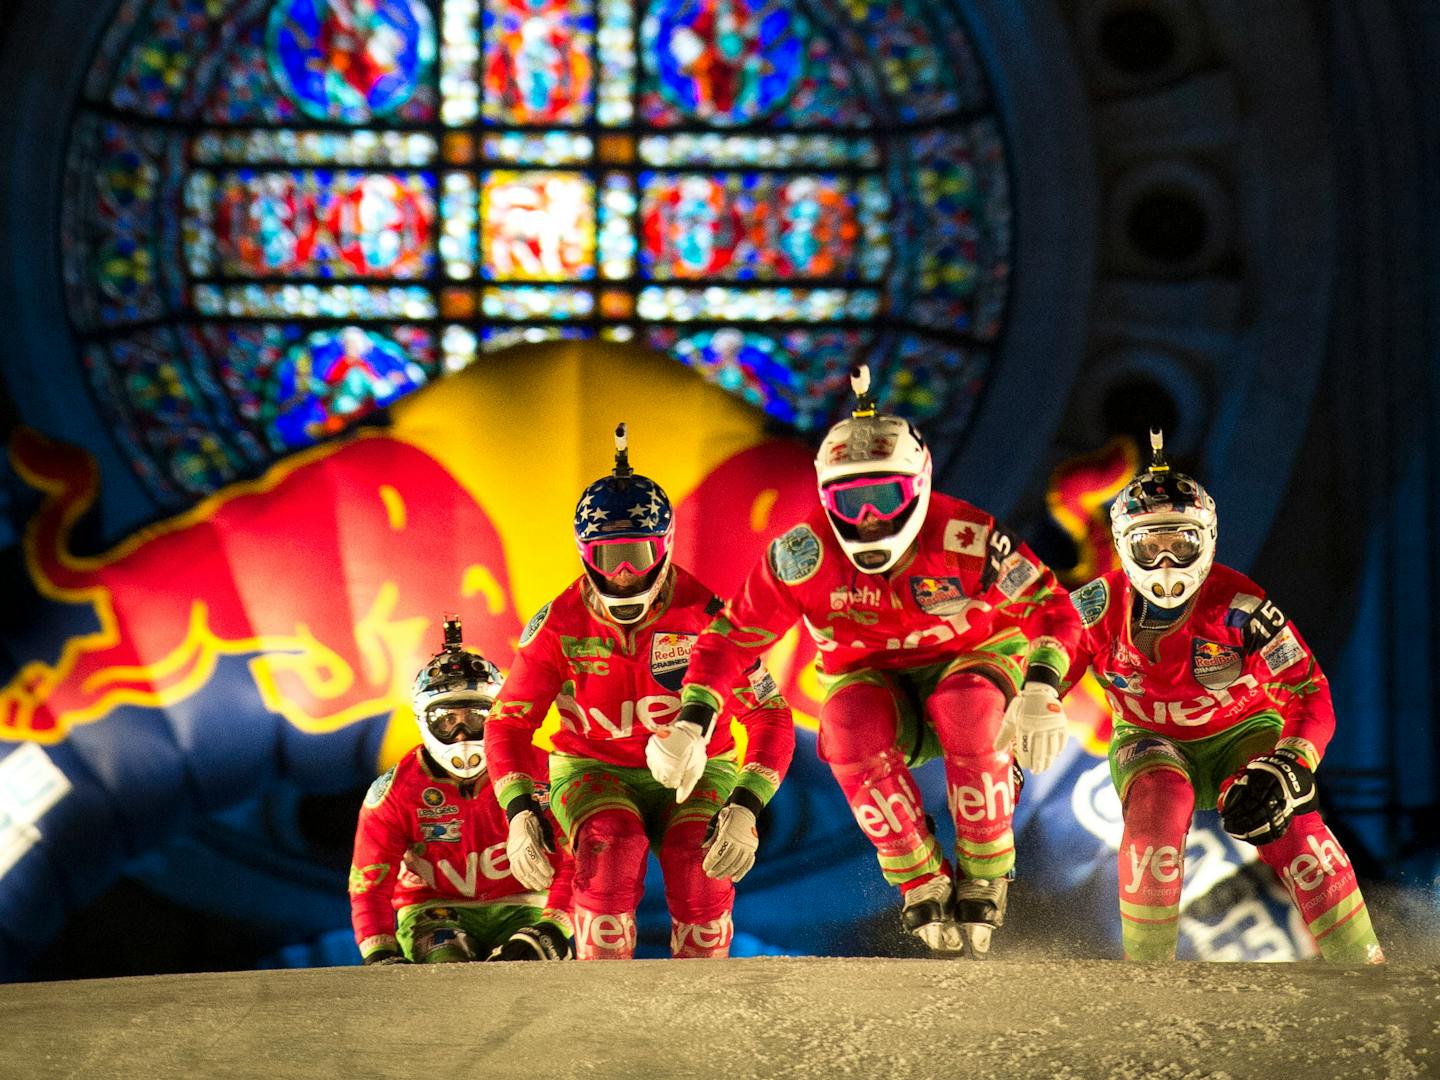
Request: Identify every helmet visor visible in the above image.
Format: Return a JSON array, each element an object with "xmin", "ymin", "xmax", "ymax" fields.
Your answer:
[
  {"xmin": 1127, "ymin": 525, "xmax": 1204, "ymax": 569},
  {"xmin": 426, "ymin": 703, "xmax": 490, "ymax": 744},
  {"xmin": 821, "ymin": 475, "xmax": 918, "ymax": 524},
  {"xmin": 581, "ymin": 536, "xmax": 669, "ymax": 579}
]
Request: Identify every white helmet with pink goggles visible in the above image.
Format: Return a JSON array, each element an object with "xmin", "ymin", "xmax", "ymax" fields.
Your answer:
[
  {"xmin": 1110, "ymin": 429, "xmax": 1217, "ymax": 608},
  {"xmin": 573, "ymin": 423, "xmax": 675, "ymax": 625},
  {"xmin": 816, "ymin": 366, "xmax": 932, "ymax": 574}
]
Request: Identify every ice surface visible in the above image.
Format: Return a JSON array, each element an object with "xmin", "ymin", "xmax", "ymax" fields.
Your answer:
[{"xmin": 1, "ymin": 956, "xmax": 1436, "ymax": 1078}]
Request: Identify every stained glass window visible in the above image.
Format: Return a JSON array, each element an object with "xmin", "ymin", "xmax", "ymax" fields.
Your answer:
[{"xmin": 65, "ymin": 0, "xmax": 1011, "ymax": 505}]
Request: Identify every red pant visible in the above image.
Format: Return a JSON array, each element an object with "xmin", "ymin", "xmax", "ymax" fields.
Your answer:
[
  {"xmin": 821, "ymin": 670, "xmax": 1014, "ymax": 889},
  {"xmin": 570, "ymin": 808, "xmax": 734, "ymax": 959}
]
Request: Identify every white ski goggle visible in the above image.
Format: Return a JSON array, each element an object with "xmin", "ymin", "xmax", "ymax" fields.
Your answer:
[{"xmin": 1127, "ymin": 525, "xmax": 1204, "ymax": 569}]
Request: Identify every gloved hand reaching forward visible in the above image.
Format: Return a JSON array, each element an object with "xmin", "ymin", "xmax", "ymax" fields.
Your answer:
[
  {"xmin": 646, "ymin": 703, "xmax": 714, "ymax": 803},
  {"xmin": 995, "ymin": 681, "xmax": 1069, "ymax": 774}
]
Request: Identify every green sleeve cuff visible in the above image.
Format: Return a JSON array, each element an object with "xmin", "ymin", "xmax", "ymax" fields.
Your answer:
[
  {"xmin": 1026, "ymin": 642, "xmax": 1069, "ymax": 682},
  {"xmin": 493, "ymin": 771, "xmax": 536, "ymax": 808},
  {"xmin": 680, "ymin": 684, "xmax": 725, "ymax": 713},
  {"xmin": 734, "ymin": 766, "xmax": 778, "ymax": 807}
]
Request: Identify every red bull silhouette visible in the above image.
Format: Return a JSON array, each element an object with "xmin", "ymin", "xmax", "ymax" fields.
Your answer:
[{"xmin": 2, "ymin": 428, "xmax": 521, "ymax": 742}]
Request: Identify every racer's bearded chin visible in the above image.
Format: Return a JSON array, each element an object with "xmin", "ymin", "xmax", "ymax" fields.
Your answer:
[
  {"xmin": 852, "ymin": 516, "xmax": 899, "ymax": 571},
  {"xmin": 594, "ymin": 566, "xmax": 655, "ymax": 622}
]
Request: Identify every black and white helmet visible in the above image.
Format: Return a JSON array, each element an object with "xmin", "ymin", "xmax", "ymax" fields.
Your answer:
[{"xmin": 410, "ymin": 616, "xmax": 503, "ymax": 780}]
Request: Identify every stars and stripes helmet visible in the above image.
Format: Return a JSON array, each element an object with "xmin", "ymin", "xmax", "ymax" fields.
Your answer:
[
  {"xmin": 815, "ymin": 365, "xmax": 933, "ymax": 574},
  {"xmin": 574, "ymin": 424, "xmax": 675, "ymax": 625},
  {"xmin": 1111, "ymin": 430, "xmax": 1217, "ymax": 608},
  {"xmin": 410, "ymin": 616, "xmax": 503, "ymax": 780}
]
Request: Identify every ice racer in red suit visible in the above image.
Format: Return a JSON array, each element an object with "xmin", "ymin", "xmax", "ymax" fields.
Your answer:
[
  {"xmin": 1063, "ymin": 430, "xmax": 1384, "ymax": 962},
  {"xmin": 349, "ymin": 618, "xmax": 574, "ymax": 964},
  {"xmin": 681, "ymin": 367, "xmax": 1082, "ymax": 957},
  {"xmin": 486, "ymin": 426, "xmax": 795, "ymax": 960}
]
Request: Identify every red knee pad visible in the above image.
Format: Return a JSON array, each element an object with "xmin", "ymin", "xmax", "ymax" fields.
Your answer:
[
  {"xmin": 658, "ymin": 818, "xmax": 734, "ymax": 926},
  {"xmin": 572, "ymin": 808, "xmax": 650, "ymax": 915},
  {"xmin": 927, "ymin": 670, "xmax": 1007, "ymax": 756},
  {"xmin": 817, "ymin": 680, "xmax": 900, "ymax": 765},
  {"xmin": 1118, "ymin": 768, "xmax": 1195, "ymax": 901}
]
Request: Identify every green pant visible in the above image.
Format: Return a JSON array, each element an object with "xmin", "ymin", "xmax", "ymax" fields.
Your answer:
[
  {"xmin": 1109, "ymin": 712, "xmax": 1283, "ymax": 811},
  {"xmin": 547, "ymin": 752, "xmax": 738, "ymax": 843},
  {"xmin": 396, "ymin": 900, "xmax": 542, "ymax": 962}
]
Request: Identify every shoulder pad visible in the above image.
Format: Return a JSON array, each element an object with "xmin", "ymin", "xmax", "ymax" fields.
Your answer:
[
  {"xmin": 519, "ymin": 601, "xmax": 552, "ymax": 647},
  {"xmin": 363, "ymin": 766, "xmax": 397, "ymax": 809},
  {"xmin": 705, "ymin": 595, "xmax": 724, "ymax": 617},
  {"xmin": 1071, "ymin": 578, "xmax": 1110, "ymax": 629},
  {"xmin": 768, "ymin": 523, "xmax": 823, "ymax": 585}
]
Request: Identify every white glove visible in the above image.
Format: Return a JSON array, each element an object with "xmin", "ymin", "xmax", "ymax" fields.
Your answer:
[
  {"xmin": 996, "ymin": 682, "xmax": 1069, "ymax": 774},
  {"xmin": 505, "ymin": 808, "xmax": 556, "ymax": 891},
  {"xmin": 702, "ymin": 801, "xmax": 760, "ymax": 882},
  {"xmin": 646, "ymin": 720, "xmax": 709, "ymax": 803}
]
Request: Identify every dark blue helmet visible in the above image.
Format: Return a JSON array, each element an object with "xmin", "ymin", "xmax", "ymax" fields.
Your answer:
[{"xmin": 574, "ymin": 424, "xmax": 674, "ymax": 624}]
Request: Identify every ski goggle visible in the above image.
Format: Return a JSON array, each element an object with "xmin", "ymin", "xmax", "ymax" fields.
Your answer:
[
  {"xmin": 581, "ymin": 535, "xmax": 670, "ymax": 578},
  {"xmin": 1126, "ymin": 525, "xmax": 1205, "ymax": 569},
  {"xmin": 821, "ymin": 474, "xmax": 920, "ymax": 524},
  {"xmin": 426, "ymin": 703, "xmax": 490, "ymax": 743}
]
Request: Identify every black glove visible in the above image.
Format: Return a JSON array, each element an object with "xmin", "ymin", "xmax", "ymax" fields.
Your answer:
[
  {"xmin": 487, "ymin": 923, "xmax": 572, "ymax": 962},
  {"xmin": 1220, "ymin": 748, "xmax": 1317, "ymax": 845},
  {"xmin": 362, "ymin": 949, "xmax": 409, "ymax": 966}
]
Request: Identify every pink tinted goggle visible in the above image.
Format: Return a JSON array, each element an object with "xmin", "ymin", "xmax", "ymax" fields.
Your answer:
[
  {"xmin": 821, "ymin": 474, "xmax": 920, "ymax": 524},
  {"xmin": 581, "ymin": 534, "xmax": 670, "ymax": 578}
]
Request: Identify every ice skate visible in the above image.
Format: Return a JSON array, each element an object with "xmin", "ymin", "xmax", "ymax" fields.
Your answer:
[
  {"xmin": 953, "ymin": 877, "xmax": 1007, "ymax": 959},
  {"xmin": 900, "ymin": 876, "xmax": 967, "ymax": 957}
]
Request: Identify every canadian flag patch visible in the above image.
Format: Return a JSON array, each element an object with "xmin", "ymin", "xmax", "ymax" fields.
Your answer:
[{"xmin": 943, "ymin": 515, "xmax": 990, "ymax": 564}]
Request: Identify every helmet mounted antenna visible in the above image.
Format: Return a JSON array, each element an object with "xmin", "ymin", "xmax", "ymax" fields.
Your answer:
[
  {"xmin": 612, "ymin": 422, "xmax": 633, "ymax": 486},
  {"xmin": 850, "ymin": 365, "xmax": 876, "ymax": 419},
  {"xmin": 1148, "ymin": 428, "xmax": 1170, "ymax": 475}
]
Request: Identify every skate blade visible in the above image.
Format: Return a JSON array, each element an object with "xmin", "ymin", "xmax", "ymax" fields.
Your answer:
[
  {"xmin": 914, "ymin": 923, "xmax": 969, "ymax": 958},
  {"xmin": 961, "ymin": 923, "xmax": 993, "ymax": 959}
]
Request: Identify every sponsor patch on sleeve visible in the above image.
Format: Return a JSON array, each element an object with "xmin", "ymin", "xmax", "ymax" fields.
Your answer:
[
  {"xmin": 995, "ymin": 553, "xmax": 1040, "ymax": 599},
  {"xmin": 363, "ymin": 766, "xmax": 397, "ymax": 809},
  {"xmin": 519, "ymin": 602, "xmax": 552, "ymax": 647},
  {"xmin": 768, "ymin": 523, "xmax": 823, "ymax": 585},
  {"xmin": 747, "ymin": 663, "xmax": 780, "ymax": 703},
  {"xmin": 1071, "ymin": 578, "xmax": 1110, "ymax": 628},
  {"xmin": 1260, "ymin": 625, "xmax": 1305, "ymax": 674}
]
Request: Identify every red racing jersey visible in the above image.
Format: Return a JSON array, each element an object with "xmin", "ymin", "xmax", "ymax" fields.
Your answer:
[
  {"xmin": 682, "ymin": 494, "xmax": 1080, "ymax": 707},
  {"xmin": 486, "ymin": 565, "xmax": 795, "ymax": 811},
  {"xmin": 348, "ymin": 745, "xmax": 572, "ymax": 958},
  {"xmin": 1064, "ymin": 564, "xmax": 1336, "ymax": 766}
]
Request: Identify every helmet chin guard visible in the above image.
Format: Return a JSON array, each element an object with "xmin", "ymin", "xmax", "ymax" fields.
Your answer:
[
  {"xmin": 410, "ymin": 616, "xmax": 503, "ymax": 780},
  {"xmin": 1111, "ymin": 430, "xmax": 1217, "ymax": 608},
  {"xmin": 815, "ymin": 366, "xmax": 932, "ymax": 575}
]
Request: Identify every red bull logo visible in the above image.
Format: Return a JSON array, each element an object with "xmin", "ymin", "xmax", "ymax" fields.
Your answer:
[{"xmin": 1, "ymin": 428, "xmax": 520, "ymax": 743}]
